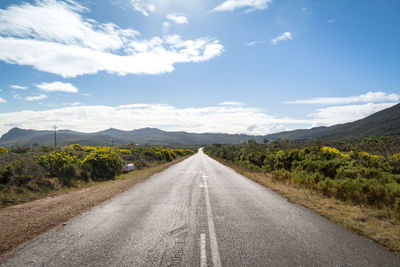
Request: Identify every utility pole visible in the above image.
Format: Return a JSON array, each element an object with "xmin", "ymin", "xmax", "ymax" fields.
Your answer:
[{"xmin": 52, "ymin": 125, "xmax": 57, "ymax": 148}]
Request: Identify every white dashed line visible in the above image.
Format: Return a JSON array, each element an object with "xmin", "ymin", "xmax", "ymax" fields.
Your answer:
[
  {"xmin": 201, "ymin": 170, "xmax": 222, "ymax": 267},
  {"xmin": 200, "ymin": 233, "xmax": 207, "ymax": 267}
]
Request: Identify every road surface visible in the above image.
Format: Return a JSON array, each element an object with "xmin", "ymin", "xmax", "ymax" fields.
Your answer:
[{"xmin": 2, "ymin": 149, "xmax": 400, "ymax": 266}]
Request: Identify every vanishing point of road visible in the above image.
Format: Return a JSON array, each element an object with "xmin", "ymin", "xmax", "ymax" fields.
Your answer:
[{"xmin": 2, "ymin": 149, "xmax": 400, "ymax": 266}]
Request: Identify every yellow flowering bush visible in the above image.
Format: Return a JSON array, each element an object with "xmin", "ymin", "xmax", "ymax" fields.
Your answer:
[
  {"xmin": 38, "ymin": 151, "xmax": 80, "ymax": 178},
  {"xmin": 0, "ymin": 147, "xmax": 8, "ymax": 154},
  {"xmin": 119, "ymin": 149, "xmax": 131, "ymax": 155},
  {"xmin": 321, "ymin": 146, "xmax": 340, "ymax": 155},
  {"xmin": 69, "ymin": 144, "xmax": 83, "ymax": 151},
  {"xmin": 82, "ymin": 146, "xmax": 96, "ymax": 152},
  {"xmin": 82, "ymin": 148, "xmax": 122, "ymax": 180},
  {"xmin": 360, "ymin": 151, "xmax": 383, "ymax": 159}
]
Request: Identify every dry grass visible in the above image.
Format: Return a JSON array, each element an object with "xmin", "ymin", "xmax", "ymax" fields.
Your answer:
[
  {"xmin": 0, "ymin": 158, "xmax": 187, "ymax": 261},
  {"xmin": 218, "ymin": 159, "xmax": 400, "ymax": 253}
]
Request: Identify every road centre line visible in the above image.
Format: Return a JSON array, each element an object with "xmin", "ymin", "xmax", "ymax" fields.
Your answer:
[
  {"xmin": 200, "ymin": 233, "xmax": 207, "ymax": 267},
  {"xmin": 201, "ymin": 169, "xmax": 222, "ymax": 267}
]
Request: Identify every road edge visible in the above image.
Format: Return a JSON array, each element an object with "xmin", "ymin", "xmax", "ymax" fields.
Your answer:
[
  {"xmin": 0, "ymin": 156, "xmax": 191, "ymax": 262},
  {"xmin": 210, "ymin": 156, "xmax": 400, "ymax": 254}
]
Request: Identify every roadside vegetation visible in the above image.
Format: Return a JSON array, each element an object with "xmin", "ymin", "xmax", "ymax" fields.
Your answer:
[
  {"xmin": 206, "ymin": 139, "xmax": 400, "ymax": 213},
  {"xmin": 0, "ymin": 144, "xmax": 194, "ymax": 207},
  {"xmin": 205, "ymin": 138, "xmax": 400, "ymax": 251}
]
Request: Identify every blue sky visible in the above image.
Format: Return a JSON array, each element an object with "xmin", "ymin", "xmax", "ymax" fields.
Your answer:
[{"xmin": 0, "ymin": 0, "xmax": 399, "ymax": 135}]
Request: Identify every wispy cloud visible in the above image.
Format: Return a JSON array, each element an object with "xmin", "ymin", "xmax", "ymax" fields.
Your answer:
[
  {"xmin": 0, "ymin": 0, "xmax": 223, "ymax": 78},
  {"xmin": 10, "ymin": 85, "xmax": 27, "ymax": 90},
  {"xmin": 309, "ymin": 103, "xmax": 398, "ymax": 127},
  {"xmin": 0, "ymin": 97, "xmax": 6, "ymax": 103},
  {"xmin": 270, "ymin": 32, "xmax": 293, "ymax": 45},
  {"xmin": 127, "ymin": 0, "xmax": 155, "ymax": 16},
  {"xmin": 13, "ymin": 94, "xmax": 22, "ymax": 100},
  {"xmin": 218, "ymin": 101, "xmax": 245, "ymax": 106},
  {"xmin": 166, "ymin": 14, "xmax": 188, "ymax": 24},
  {"xmin": 326, "ymin": 19, "xmax": 335, "ymax": 23},
  {"xmin": 25, "ymin": 94, "xmax": 47, "ymax": 101},
  {"xmin": 36, "ymin": 81, "xmax": 78, "ymax": 93},
  {"xmin": 212, "ymin": 0, "xmax": 272, "ymax": 13},
  {"xmin": 247, "ymin": 40, "xmax": 267, "ymax": 46},
  {"xmin": 286, "ymin": 91, "xmax": 400, "ymax": 105},
  {"xmin": 162, "ymin": 21, "xmax": 171, "ymax": 31}
]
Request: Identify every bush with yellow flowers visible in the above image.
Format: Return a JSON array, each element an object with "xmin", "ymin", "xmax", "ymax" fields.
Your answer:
[
  {"xmin": 82, "ymin": 148, "xmax": 122, "ymax": 180},
  {"xmin": 0, "ymin": 147, "xmax": 8, "ymax": 155},
  {"xmin": 38, "ymin": 151, "xmax": 80, "ymax": 182}
]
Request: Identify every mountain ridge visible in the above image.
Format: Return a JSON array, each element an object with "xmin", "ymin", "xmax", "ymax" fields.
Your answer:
[
  {"xmin": 1, "ymin": 103, "xmax": 399, "ymax": 146},
  {"xmin": 0, "ymin": 127, "xmax": 268, "ymax": 146},
  {"xmin": 265, "ymin": 103, "xmax": 400, "ymax": 140}
]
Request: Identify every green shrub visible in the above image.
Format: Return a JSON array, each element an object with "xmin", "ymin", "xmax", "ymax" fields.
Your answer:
[
  {"xmin": 15, "ymin": 175, "xmax": 33, "ymax": 186},
  {"xmin": 69, "ymin": 144, "xmax": 83, "ymax": 151},
  {"xmin": 38, "ymin": 151, "xmax": 80, "ymax": 181},
  {"xmin": 0, "ymin": 165, "xmax": 13, "ymax": 184},
  {"xmin": 82, "ymin": 148, "xmax": 122, "ymax": 180},
  {"xmin": 272, "ymin": 169, "xmax": 290, "ymax": 181},
  {"xmin": 0, "ymin": 147, "xmax": 8, "ymax": 154},
  {"xmin": 10, "ymin": 146, "xmax": 30, "ymax": 154}
]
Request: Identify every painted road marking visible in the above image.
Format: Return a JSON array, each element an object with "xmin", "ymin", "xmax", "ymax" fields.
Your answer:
[
  {"xmin": 200, "ymin": 233, "xmax": 207, "ymax": 267},
  {"xmin": 202, "ymin": 170, "xmax": 222, "ymax": 267},
  {"xmin": 199, "ymin": 172, "xmax": 208, "ymax": 188}
]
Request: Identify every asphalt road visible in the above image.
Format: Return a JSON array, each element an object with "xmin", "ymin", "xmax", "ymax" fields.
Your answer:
[{"xmin": 2, "ymin": 149, "xmax": 400, "ymax": 266}]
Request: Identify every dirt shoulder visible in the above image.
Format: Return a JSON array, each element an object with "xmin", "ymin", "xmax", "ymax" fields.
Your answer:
[
  {"xmin": 0, "ymin": 158, "xmax": 187, "ymax": 261},
  {"xmin": 216, "ymin": 159, "xmax": 400, "ymax": 253}
]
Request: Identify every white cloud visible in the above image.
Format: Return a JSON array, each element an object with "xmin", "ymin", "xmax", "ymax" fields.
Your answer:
[
  {"xmin": 309, "ymin": 103, "xmax": 398, "ymax": 127},
  {"xmin": 36, "ymin": 81, "xmax": 78, "ymax": 93},
  {"xmin": 162, "ymin": 21, "xmax": 171, "ymax": 32},
  {"xmin": 270, "ymin": 32, "xmax": 292, "ymax": 45},
  {"xmin": 246, "ymin": 40, "xmax": 267, "ymax": 46},
  {"xmin": 10, "ymin": 85, "xmax": 27, "ymax": 90},
  {"xmin": 127, "ymin": 0, "xmax": 155, "ymax": 16},
  {"xmin": 286, "ymin": 91, "xmax": 400, "ymax": 105},
  {"xmin": 13, "ymin": 94, "xmax": 22, "ymax": 100},
  {"xmin": 301, "ymin": 7, "xmax": 307, "ymax": 11},
  {"xmin": 326, "ymin": 19, "xmax": 335, "ymax": 23},
  {"xmin": 0, "ymin": 0, "xmax": 223, "ymax": 78},
  {"xmin": 0, "ymin": 97, "xmax": 6, "ymax": 103},
  {"xmin": 219, "ymin": 101, "xmax": 245, "ymax": 106},
  {"xmin": 166, "ymin": 14, "xmax": 188, "ymax": 24},
  {"xmin": 0, "ymin": 103, "xmax": 310, "ymax": 136},
  {"xmin": 25, "ymin": 94, "xmax": 48, "ymax": 101},
  {"xmin": 212, "ymin": 0, "xmax": 272, "ymax": 12}
]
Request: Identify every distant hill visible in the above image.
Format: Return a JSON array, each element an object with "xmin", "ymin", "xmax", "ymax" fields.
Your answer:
[
  {"xmin": 1, "ymin": 103, "xmax": 399, "ymax": 146},
  {"xmin": 265, "ymin": 103, "xmax": 400, "ymax": 140},
  {"xmin": 0, "ymin": 127, "xmax": 268, "ymax": 147}
]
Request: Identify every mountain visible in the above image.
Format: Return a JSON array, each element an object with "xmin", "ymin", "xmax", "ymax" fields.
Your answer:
[
  {"xmin": 1, "ymin": 103, "xmax": 398, "ymax": 146},
  {"xmin": 265, "ymin": 103, "xmax": 400, "ymax": 140},
  {"xmin": 0, "ymin": 127, "xmax": 268, "ymax": 147}
]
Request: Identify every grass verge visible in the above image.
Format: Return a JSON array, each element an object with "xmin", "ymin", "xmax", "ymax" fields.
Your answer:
[
  {"xmin": 215, "ymin": 158, "xmax": 400, "ymax": 253},
  {"xmin": 0, "ymin": 157, "xmax": 188, "ymax": 261}
]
